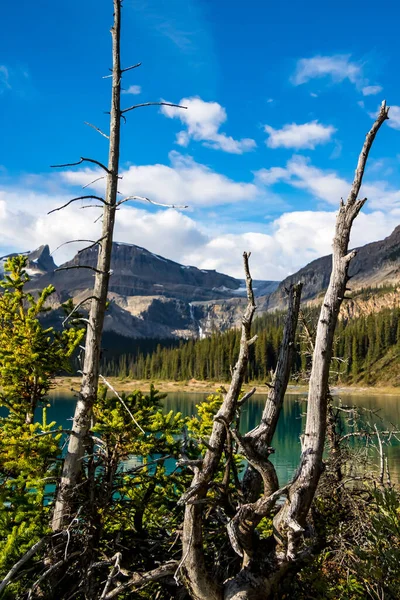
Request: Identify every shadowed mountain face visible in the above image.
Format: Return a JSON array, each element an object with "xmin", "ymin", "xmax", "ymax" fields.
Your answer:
[
  {"xmin": 23, "ymin": 241, "xmax": 277, "ymax": 339},
  {"xmin": 261, "ymin": 225, "xmax": 400, "ymax": 311},
  {"xmin": 31, "ymin": 243, "xmax": 249, "ymax": 302}
]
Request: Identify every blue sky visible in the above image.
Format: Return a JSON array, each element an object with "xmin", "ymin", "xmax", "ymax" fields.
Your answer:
[{"xmin": 0, "ymin": 0, "xmax": 399, "ymax": 280}]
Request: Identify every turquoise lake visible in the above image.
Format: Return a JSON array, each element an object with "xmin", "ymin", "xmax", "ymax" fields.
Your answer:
[{"xmin": 48, "ymin": 389, "xmax": 400, "ymax": 485}]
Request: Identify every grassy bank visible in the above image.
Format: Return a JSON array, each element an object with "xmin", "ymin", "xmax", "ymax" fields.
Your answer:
[{"xmin": 54, "ymin": 377, "xmax": 400, "ymax": 396}]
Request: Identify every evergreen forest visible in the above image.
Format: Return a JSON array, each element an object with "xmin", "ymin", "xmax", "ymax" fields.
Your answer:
[{"xmin": 102, "ymin": 304, "xmax": 400, "ymax": 386}]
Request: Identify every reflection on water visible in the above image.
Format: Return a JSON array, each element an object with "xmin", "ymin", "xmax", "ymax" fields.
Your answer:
[{"xmin": 49, "ymin": 389, "xmax": 400, "ymax": 485}]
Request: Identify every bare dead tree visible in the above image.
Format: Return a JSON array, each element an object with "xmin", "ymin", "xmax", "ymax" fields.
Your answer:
[
  {"xmin": 51, "ymin": 0, "xmax": 185, "ymax": 531},
  {"xmin": 176, "ymin": 103, "xmax": 389, "ymax": 600},
  {"xmin": 272, "ymin": 101, "xmax": 390, "ymax": 565},
  {"xmin": 179, "ymin": 252, "xmax": 257, "ymax": 600},
  {"xmin": 228, "ymin": 283, "xmax": 302, "ymax": 564}
]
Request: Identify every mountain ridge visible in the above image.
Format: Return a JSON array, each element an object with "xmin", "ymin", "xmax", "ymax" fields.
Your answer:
[{"xmin": 2, "ymin": 225, "xmax": 399, "ymax": 339}]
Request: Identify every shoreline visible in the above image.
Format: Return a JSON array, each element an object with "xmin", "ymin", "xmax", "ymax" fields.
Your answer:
[{"xmin": 53, "ymin": 377, "xmax": 400, "ymax": 396}]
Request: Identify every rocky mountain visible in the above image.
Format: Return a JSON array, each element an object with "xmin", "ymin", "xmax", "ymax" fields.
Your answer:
[
  {"xmin": 23, "ymin": 242, "xmax": 277, "ymax": 339},
  {"xmin": 262, "ymin": 225, "xmax": 400, "ymax": 311},
  {"xmin": 5, "ymin": 225, "xmax": 399, "ymax": 339},
  {"xmin": 0, "ymin": 245, "xmax": 57, "ymax": 278}
]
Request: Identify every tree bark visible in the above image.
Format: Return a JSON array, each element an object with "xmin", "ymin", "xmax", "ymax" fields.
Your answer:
[{"xmin": 52, "ymin": 0, "xmax": 122, "ymax": 531}]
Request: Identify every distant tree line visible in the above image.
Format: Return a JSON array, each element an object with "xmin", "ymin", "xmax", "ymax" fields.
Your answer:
[{"xmin": 101, "ymin": 305, "xmax": 400, "ymax": 383}]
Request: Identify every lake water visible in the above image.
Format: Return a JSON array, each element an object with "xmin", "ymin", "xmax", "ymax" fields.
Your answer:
[{"xmin": 49, "ymin": 389, "xmax": 400, "ymax": 485}]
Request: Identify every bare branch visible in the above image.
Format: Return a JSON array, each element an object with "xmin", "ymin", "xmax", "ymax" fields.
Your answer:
[
  {"xmin": 48, "ymin": 196, "xmax": 108, "ymax": 215},
  {"xmin": 99, "ymin": 375, "xmax": 145, "ymax": 434},
  {"xmin": 77, "ymin": 235, "xmax": 107, "ymax": 255},
  {"xmin": 104, "ymin": 560, "xmax": 179, "ymax": 599},
  {"xmin": 117, "ymin": 195, "xmax": 188, "ymax": 209},
  {"xmin": 79, "ymin": 205, "xmax": 104, "ymax": 209},
  {"xmin": 82, "ymin": 176, "xmax": 105, "ymax": 189},
  {"xmin": 55, "ymin": 265, "xmax": 108, "ymax": 275},
  {"xmin": 51, "ymin": 239, "xmax": 97, "ymax": 255},
  {"xmin": 50, "ymin": 157, "xmax": 111, "ymax": 174},
  {"xmin": 27, "ymin": 551, "xmax": 81, "ymax": 600},
  {"xmin": 346, "ymin": 100, "xmax": 389, "ymax": 208},
  {"xmin": 121, "ymin": 101, "xmax": 187, "ymax": 115},
  {"xmin": 62, "ymin": 296, "xmax": 98, "ymax": 327},
  {"xmin": 84, "ymin": 121, "xmax": 110, "ymax": 140},
  {"xmin": 237, "ymin": 387, "xmax": 256, "ymax": 407},
  {"xmin": 121, "ymin": 62, "xmax": 142, "ymax": 73},
  {"xmin": 102, "ymin": 62, "xmax": 141, "ymax": 78},
  {"xmin": 100, "ymin": 552, "xmax": 122, "ymax": 599}
]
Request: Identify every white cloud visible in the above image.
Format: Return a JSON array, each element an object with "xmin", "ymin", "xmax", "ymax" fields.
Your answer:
[
  {"xmin": 254, "ymin": 166, "xmax": 288, "ymax": 185},
  {"xmin": 386, "ymin": 105, "xmax": 400, "ymax": 130},
  {"xmin": 0, "ymin": 176, "xmax": 399, "ymax": 280},
  {"xmin": 291, "ymin": 54, "xmax": 382, "ymax": 97},
  {"xmin": 362, "ymin": 85, "xmax": 382, "ymax": 96},
  {"xmin": 264, "ymin": 121, "xmax": 335, "ymax": 149},
  {"xmin": 256, "ymin": 155, "xmax": 348, "ymax": 205},
  {"xmin": 122, "ymin": 85, "xmax": 141, "ymax": 95},
  {"xmin": 291, "ymin": 54, "xmax": 361, "ymax": 86},
  {"xmin": 184, "ymin": 209, "xmax": 400, "ymax": 279},
  {"xmin": 256, "ymin": 155, "xmax": 400, "ymax": 210},
  {"xmin": 161, "ymin": 96, "xmax": 256, "ymax": 154},
  {"xmin": 62, "ymin": 151, "xmax": 259, "ymax": 208}
]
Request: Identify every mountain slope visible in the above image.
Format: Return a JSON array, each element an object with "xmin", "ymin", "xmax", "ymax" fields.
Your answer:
[
  {"xmin": 7, "ymin": 225, "xmax": 400, "ymax": 340},
  {"xmin": 263, "ymin": 225, "xmax": 400, "ymax": 311},
  {"xmin": 25, "ymin": 242, "xmax": 277, "ymax": 339}
]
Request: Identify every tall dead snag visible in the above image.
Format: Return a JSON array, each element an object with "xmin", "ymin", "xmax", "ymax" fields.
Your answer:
[
  {"xmin": 228, "ymin": 283, "xmax": 302, "ymax": 565},
  {"xmin": 273, "ymin": 101, "xmax": 390, "ymax": 561},
  {"xmin": 51, "ymin": 0, "xmax": 123, "ymax": 532},
  {"xmin": 179, "ymin": 252, "xmax": 257, "ymax": 600},
  {"xmin": 51, "ymin": 0, "xmax": 185, "ymax": 531}
]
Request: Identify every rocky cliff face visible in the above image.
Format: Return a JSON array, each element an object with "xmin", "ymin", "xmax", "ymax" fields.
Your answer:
[
  {"xmin": 30, "ymin": 243, "xmax": 262, "ymax": 302},
  {"xmin": 23, "ymin": 242, "xmax": 276, "ymax": 339}
]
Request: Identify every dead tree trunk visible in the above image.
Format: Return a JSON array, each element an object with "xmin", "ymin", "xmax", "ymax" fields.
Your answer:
[
  {"xmin": 51, "ymin": 0, "xmax": 185, "ymax": 532},
  {"xmin": 272, "ymin": 101, "xmax": 390, "ymax": 563},
  {"xmin": 242, "ymin": 284, "xmax": 303, "ymax": 501},
  {"xmin": 180, "ymin": 102, "xmax": 389, "ymax": 600},
  {"xmin": 228, "ymin": 283, "xmax": 302, "ymax": 565},
  {"xmin": 179, "ymin": 252, "xmax": 257, "ymax": 600},
  {"xmin": 52, "ymin": 0, "xmax": 123, "ymax": 531}
]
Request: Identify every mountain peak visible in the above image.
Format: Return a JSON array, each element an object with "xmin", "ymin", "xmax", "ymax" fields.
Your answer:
[{"xmin": 0, "ymin": 244, "xmax": 56, "ymax": 278}]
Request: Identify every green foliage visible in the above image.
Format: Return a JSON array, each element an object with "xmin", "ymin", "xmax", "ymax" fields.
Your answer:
[
  {"xmin": 102, "ymin": 304, "xmax": 400, "ymax": 386},
  {"xmin": 291, "ymin": 487, "xmax": 400, "ymax": 600},
  {"xmin": 0, "ymin": 256, "xmax": 83, "ymax": 587},
  {"xmin": 0, "ymin": 256, "xmax": 84, "ymax": 422}
]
